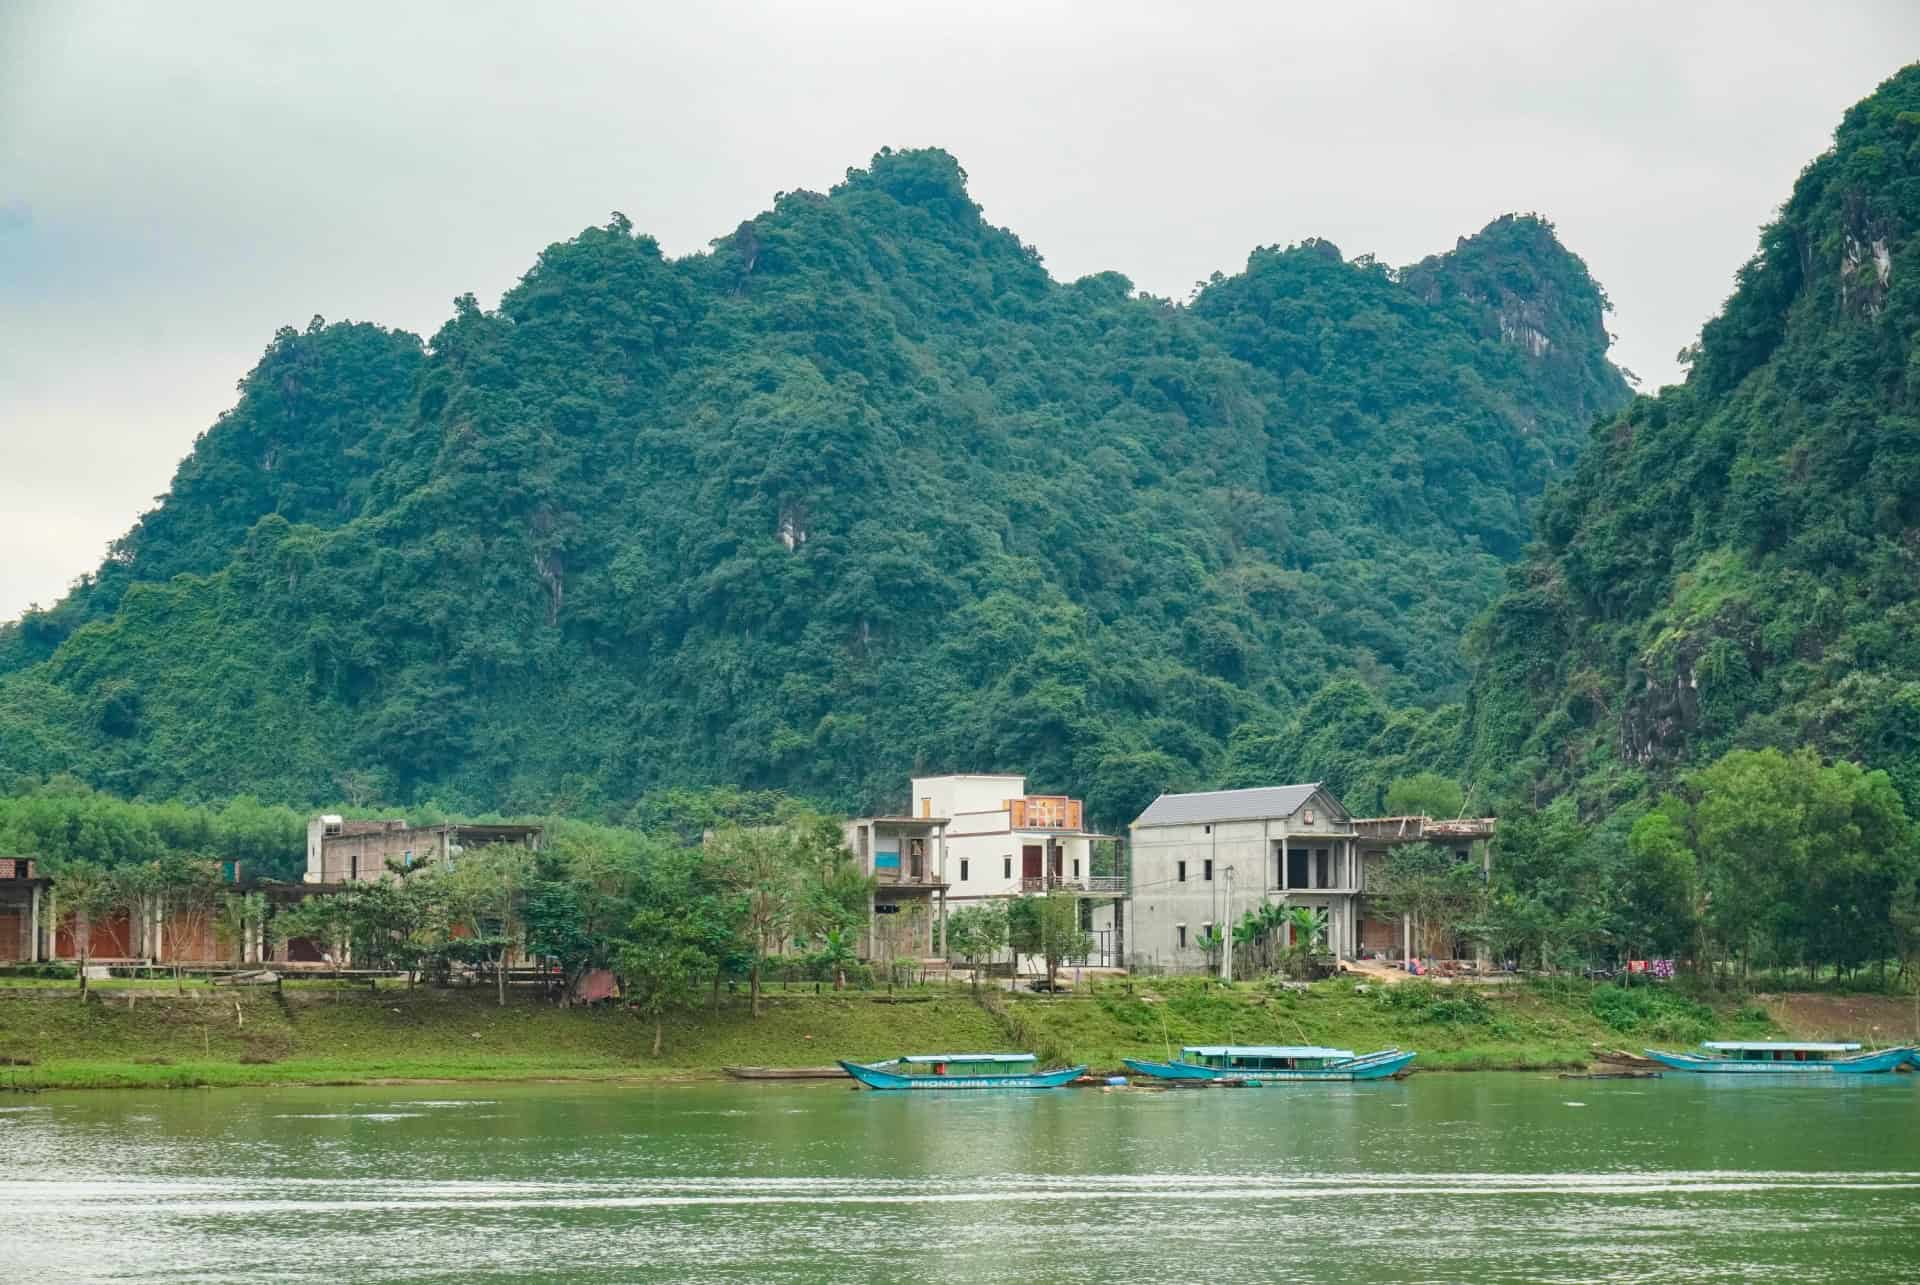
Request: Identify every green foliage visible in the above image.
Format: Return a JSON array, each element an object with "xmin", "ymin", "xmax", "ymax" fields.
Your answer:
[
  {"xmin": 0, "ymin": 149, "xmax": 1625, "ymax": 825},
  {"xmin": 0, "ymin": 781, "xmax": 307, "ymax": 880},
  {"xmin": 1385, "ymin": 772, "xmax": 1466, "ymax": 819},
  {"xmin": 945, "ymin": 902, "xmax": 1009, "ymax": 994},
  {"xmin": 1587, "ymin": 984, "xmax": 1714, "ymax": 1042},
  {"xmin": 1008, "ymin": 891, "xmax": 1093, "ymax": 980},
  {"xmin": 1380, "ymin": 979, "xmax": 1493, "ymax": 1025},
  {"xmin": 1369, "ymin": 842, "xmax": 1487, "ymax": 957},
  {"xmin": 1467, "ymin": 66, "xmax": 1920, "ymax": 818}
]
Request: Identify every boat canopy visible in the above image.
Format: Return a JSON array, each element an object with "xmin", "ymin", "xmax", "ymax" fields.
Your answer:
[
  {"xmin": 899, "ymin": 1053, "xmax": 1037, "ymax": 1064},
  {"xmin": 1183, "ymin": 1045, "xmax": 1356, "ymax": 1060},
  {"xmin": 1701, "ymin": 1041, "xmax": 1861, "ymax": 1053}
]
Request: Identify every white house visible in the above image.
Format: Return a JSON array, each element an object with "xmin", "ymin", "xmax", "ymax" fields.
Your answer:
[{"xmin": 849, "ymin": 773, "xmax": 1125, "ymax": 968}]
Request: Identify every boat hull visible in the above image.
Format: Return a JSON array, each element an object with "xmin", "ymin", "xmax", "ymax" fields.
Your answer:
[
  {"xmin": 723, "ymin": 1065, "xmax": 850, "ymax": 1080},
  {"xmin": 838, "ymin": 1060, "xmax": 1087, "ymax": 1090},
  {"xmin": 1642, "ymin": 1046, "xmax": 1916, "ymax": 1075},
  {"xmin": 1123, "ymin": 1050, "xmax": 1416, "ymax": 1082}
]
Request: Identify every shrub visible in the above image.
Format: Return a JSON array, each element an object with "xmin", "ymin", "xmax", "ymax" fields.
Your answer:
[
  {"xmin": 1382, "ymin": 980, "xmax": 1492, "ymax": 1024},
  {"xmin": 1589, "ymin": 983, "xmax": 1715, "ymax": 1041}
]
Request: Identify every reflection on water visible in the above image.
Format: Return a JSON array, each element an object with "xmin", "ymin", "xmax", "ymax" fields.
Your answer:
[{"xmin": 6, "ymin": 1075, "xmax": 1919, "ymax": 1282}]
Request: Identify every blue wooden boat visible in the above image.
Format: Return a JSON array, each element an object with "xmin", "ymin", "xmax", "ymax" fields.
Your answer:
[
  {"xmin": 838, "ymin": 1053, "xmax": 1087, "ymax": 1089},
  {"xmin": 1641, "ymin": 1040, "xmax": 1918, "ymax": 1074},
  {"xmin": 1123, "ymin": 1045, "xmax": 1416, "ymax": 1082}
]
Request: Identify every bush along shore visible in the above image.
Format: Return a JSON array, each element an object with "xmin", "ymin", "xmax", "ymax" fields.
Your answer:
[{"xmin": 0, "ymin": 975, "xmax": 1842, "ymax": 1092}]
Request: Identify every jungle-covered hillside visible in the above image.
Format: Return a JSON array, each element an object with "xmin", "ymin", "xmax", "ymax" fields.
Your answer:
[
  {"xmin": 0, "ymin": 148, "xmax": 1627, "ymax": 824},
  {"xmin": 1467, "ymin": 65, "xmax": 1920, "ymax": 815}
]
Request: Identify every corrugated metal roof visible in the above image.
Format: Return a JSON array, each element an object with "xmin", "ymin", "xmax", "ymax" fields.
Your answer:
[
  {"xmin": 1702, "ymin": 1041, "xmax": 1861, "ymax": 1052},
  {"xmin": 1134, "ymin": 784, "xmax": 1322, "ymax": 827}
]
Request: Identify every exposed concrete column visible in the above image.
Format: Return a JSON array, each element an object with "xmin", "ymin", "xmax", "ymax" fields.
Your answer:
[
  {"xmin": 29, "ymin": 884, "xmax": 42, "ymax": 962},
  {"xmin": 1402, "ymin": 913, "xmax": 1411, "ymax": 964}
]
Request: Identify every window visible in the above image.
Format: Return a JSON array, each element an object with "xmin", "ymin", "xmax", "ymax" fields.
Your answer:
[
  {"xmin": 920, "ymin": 796, "xmax": 932, "ymax": 818},
  {"xmin": 1176, "ymin": 924, "xmax": 1188, "ymax": 949},
  {"xmin": 1072, "ymin": 859, "xmax": 1080, "ymax": 877},
  {"xmin": 960, "ymin": 858, "xmax": 970, "ymax": 882},
  {"xmin": 1203, "ymin": 858, "xmax": 1213, "ymax": 882},
  {"xmin": 1003, "ymin": 856, "xmax": 1012, "ymax": 879},
  {"xmin": 1177, "ymin": 860, "xmax": 1187, "ymax": 882},
  {"xmin": 1204, "ymin": 824, "xmax": 1211, "ymax": 834}
]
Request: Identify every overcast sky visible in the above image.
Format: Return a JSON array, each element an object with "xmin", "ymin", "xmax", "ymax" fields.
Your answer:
[{"xmin": 3, "ymin": 2, "xmax": 1917, "ymax": 623}]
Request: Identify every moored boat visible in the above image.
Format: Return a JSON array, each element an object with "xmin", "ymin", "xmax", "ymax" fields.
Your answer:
[
  {"xmin": 839, "ymin": 1052, "xmax": 1088, "ymax": 1089},
  {"xmin": 1641, "ymin": 1040, "xmax": 1918, "ymax": 1074},
  {"xmin": 722, "ymin": 1065, "xmax": 850, "ymax": 1080},
  {"xmin": 1123, "ymin": 1045, "xmax": 1416, "ymax": 1082}
]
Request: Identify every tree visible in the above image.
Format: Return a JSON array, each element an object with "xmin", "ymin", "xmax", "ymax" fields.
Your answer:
[
  {"xmin": 1192, "ymin": 922, "xmax": 1224, "ymax": 976},
  {"xmin": 1368, "ymin": 843, "xmax": 1485, "ymax": 960},
  {"xmin": 435, "ymin": 843, "xmax": 534, "ymax": 1006},
  {"xmin": 1622, "ymin": 801, "xmax": 1702, "ymax": 967},
  {"xmin": 787, "ymin": 811, "xmax": 872, "ymax": 949},
  {"xmin": 1009, "ymin": 891, "xmax": 1092, "ymax": 983},
  {"xmin": 707, "ymin": 826, "xmax": 796, "ymax": 1018},
  {"xmin": 271, "ymin": 893, "xmax": 356, "ymax": 982},
  {"xmin": 620, "ymin": 906, "xmax": 709, "ymax": 1056},
  {"xmin": 1280, "ymin": 905, "xmax": 1326, "ymax": 979},
  {"xmin": 344, "ymin": 877, "xmax": 439, "ymax": 983},
  {"xmin": 945, "ymin": 903, "xmax": 1009, "ymax": 995},
  {"xmin": 51, "ymin": 861, "xmax": 123, "ymax": 997},
  {"xmin": 1680, "ymin": 748, "xmax": 1918, "ymax": 983},
  {"xmin": 143, "ymin": 853, "xmax": 223, "ymax": 992},
  {"xmin": 811, "ymin": 927, "xmax": 859, "ymax": 991},
  {"xmin": 519, "ymin": 837, "xmax": 648, "ymax": 1004},
  {"xmin": 1384, "ymin": 773, "xmax": 1465, "ymax": 820}
]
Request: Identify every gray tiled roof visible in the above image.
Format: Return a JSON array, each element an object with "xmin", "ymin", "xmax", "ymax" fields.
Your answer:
[{"xmin": 1134, "ymin": 784, "xmax": 1322, "ymax": 828}]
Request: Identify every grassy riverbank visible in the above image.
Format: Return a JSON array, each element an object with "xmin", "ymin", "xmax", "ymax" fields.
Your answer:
[{"xmin": 0, "ymin": 973, "xmax": 1858, "ymax": 1091}]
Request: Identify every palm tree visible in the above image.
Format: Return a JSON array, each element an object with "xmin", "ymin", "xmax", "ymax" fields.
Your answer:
[
  {"xmin": 1257, "ymin": 902, "xmax": 1289, "ymax": 972},
  {"xmin": 1195, "ymin": 923, "xmax": 1225, "ymax": 975},
  {"xmin": 1281, "ymin": 906, "xmax": 1328, "ymax": 979},
  {"xmin": 816, "ymin": 927, "xmax": 857, "ymax": 991}
]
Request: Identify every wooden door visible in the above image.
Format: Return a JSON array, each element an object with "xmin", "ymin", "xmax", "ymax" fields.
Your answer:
[{"xmin": 1022, "ymin": 845, "xmax": 1042, "ymax": 882}]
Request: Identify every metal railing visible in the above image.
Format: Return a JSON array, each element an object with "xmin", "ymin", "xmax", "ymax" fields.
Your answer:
[{"xmin": 1019, "ymin": 875, "xmax": 1127, "ymax": 895}]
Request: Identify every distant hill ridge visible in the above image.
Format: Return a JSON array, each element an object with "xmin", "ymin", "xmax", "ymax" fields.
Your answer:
[{"xmin": 0, "ymin": 146, "xmax": 1627, "ymax": 823}]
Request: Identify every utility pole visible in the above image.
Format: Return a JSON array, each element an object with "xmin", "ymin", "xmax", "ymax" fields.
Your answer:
[{"xmin": 1222, "ymin": 865, "xmax": 1235, "ymax": 985}]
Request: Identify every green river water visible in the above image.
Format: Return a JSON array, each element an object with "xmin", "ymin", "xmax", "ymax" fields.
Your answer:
[{"xmin": 4, "ymin": 1073, "xmax": 1918, "ymax": 1282}]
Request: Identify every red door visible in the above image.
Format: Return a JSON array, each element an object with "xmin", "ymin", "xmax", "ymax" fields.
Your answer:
[{"xmin": 1022, "ymin": 845, "xmax": 1042, "ymax": 886}]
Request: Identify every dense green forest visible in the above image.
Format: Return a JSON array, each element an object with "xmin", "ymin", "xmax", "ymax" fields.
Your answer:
[
  {"xmin": 0, "ymin": 148, "xmax": 1626, "ymax": 826},
  {"xmin": 1466, "ymin": 64, "xmax": 1920, "ymax": 816}
]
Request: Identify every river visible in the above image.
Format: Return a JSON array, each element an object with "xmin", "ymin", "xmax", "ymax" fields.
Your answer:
[{"xmin": 4, "ymin": 1073, "xmax": 1918, "ymax": 1282}]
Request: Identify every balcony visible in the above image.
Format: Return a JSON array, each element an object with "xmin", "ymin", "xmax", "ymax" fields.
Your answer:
[
  {"xmin": 1019, "ymin": 874, "xmax": 1126, "ymax": 895},
  {"xmin": 1007, "ymin": 796, "xmax": 1083, "ymax": 830}
]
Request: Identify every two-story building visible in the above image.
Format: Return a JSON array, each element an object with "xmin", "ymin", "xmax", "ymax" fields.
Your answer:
[
  {"xmin": 1115, "ymin": 784, "xmax": 1497, "ymax": 973},
  {"xmin": 843, "ymin": 810, "xmax": 951, "ymax": 964},
  {"xmin": 847, "ymin": 773, "xmax": 1126, "ymax": 969},
  {"xmin": 1118, "ymin": 784, "xmax": 1361, "ymax": 971},
  {"xmin": 305, "ymin": 816, "xmax": 544, "ymax": 883}
]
